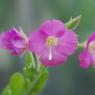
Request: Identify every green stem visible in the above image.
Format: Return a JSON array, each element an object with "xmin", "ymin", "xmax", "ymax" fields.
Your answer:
[{"xmin": 27, "ymin": 72, "xmax": 41, "ymax": 95}]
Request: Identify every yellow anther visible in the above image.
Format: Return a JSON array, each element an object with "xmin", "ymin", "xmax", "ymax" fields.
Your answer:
[{"xmin": 47, "ymin": 36, "xmax": 58, "ymax": 46}]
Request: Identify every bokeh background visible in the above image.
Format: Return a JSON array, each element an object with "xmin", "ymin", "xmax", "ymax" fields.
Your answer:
[{"xmin": 0, "ymin": 0, "xmax": 95, "ymax": 95}]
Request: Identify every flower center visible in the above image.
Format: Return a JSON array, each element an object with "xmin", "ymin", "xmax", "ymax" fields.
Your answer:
[
  {"xmin": 47, "ymin": 36, "xmax": 58, "ymax": 46},
  {"xmin": 46, "ymin": 36, "xmax": 58, "ymax": 61},
  {"xmin": 88, "ymin": 41, "xmax": 95, "ymax": 56}
]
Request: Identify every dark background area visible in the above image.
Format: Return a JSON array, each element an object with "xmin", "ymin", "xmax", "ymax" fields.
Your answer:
[{"xmin": 0, "ymin": 0, "xmax": 95, "ymax": 95}]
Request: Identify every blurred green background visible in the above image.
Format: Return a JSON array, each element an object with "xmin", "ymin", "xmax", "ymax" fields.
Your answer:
[{"xmin": 0, "ymin": 0, "xmax": 95, "ymax": 95}]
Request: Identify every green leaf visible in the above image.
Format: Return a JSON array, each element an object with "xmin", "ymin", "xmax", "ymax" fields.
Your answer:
[
  {"xmin": 65, "ymin": 15, "xmax": 82, "ymax": 30},
  {"xmin": 2, "ymin": 85, "xmax": 12, "ymax": 95},
  {"xmin": 9, "ymin": 72, "xmax": 25, "ymax": 95}
]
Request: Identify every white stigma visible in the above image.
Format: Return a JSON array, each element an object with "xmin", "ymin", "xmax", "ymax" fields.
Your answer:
[{"xmin": 48, "ymin": 47, "xmax": 52, "ymax": 61}]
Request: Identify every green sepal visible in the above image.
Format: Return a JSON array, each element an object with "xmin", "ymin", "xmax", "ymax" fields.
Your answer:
[{"xmin": 65, "ymin": 15, "xmax": 82, "ymax": 29}]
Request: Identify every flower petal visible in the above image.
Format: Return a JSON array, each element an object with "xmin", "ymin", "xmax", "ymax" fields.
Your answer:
[
  {"xmin": 0, "ymin": 28, "xmax": 20, "ymax": 49},
  {"xmin": 79, "ymin": 49, "xmax": 91, "ymax": 68},
  {"xmin": 39, "ymin": 20, "xmax": 65, "ymax": 37},
  {"xmin": 29, "ymin": 31, "xmax": 47, "ymax": 54},
  {"xmin": 12, "ymin": 39, "xmax": 26, "ymax": 48},
  {"xmin": 87, "ymin": 32, "xmax": 95, "ymax": 47},
  {"xmin": 90, "ymin": 55, "xmax": 95, "ymax": 68},
  {"xmin": 56, "ymin": 29, "xmax": 77, "ymax": 55},
  {"xmin": 40, "ymin": 47, "xmax": 67, "ymax": 66}
]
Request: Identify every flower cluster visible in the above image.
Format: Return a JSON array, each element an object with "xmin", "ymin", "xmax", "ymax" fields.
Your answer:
[{"xmin": 0, "ymin": 19, "xmax": 94, "ymax": 68}]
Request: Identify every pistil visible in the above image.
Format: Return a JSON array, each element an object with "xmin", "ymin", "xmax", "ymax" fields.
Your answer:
[{"xmin": 46, "ymin": 36, "xmax": 58, "ymax": 60}]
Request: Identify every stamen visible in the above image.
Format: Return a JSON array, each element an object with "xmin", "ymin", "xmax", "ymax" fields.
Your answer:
[
  {"xmin": 47, "ymin": 36, "xmax": 58, "ymax": 46},
  {"xmin": 89, "ymin": 41, "xmax": 95, "ymax": 56}
]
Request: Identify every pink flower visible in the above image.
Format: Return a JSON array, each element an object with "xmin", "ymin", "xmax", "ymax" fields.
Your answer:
[
  {"xmin": 29, "ymin": 20, "xmax": 78, "ymax": 66},
  {"xmin": 79, "ymin": 32, "xmax": 95, "ymax": 68},
  {"xmin": 0, "ymin": 27, "xmax": 28, "ymax": 56}
]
